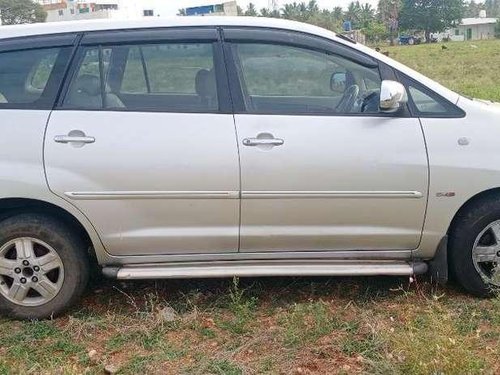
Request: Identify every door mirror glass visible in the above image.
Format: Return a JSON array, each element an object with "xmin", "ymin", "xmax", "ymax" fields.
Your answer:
[
  {"xmin": 379, "ymin": 80, "xmax": 407, "ymax": 113},
  {"xmin": 330, "ymin": 71, "xmax": 347, "ymax": 93}
]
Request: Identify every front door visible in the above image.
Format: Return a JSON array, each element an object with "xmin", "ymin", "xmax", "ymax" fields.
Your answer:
[
  {"xmin": 44, "ymin": 29, "xmax": 240, "ymax": 256},
  {"xmin": 225, "ymin": 31, "xmax": 428, "ymax": 252}
]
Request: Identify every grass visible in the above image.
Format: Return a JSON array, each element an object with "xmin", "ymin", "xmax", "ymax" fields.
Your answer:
[
  {"xmin": 0, "ymin": 277, "xmax": 499, "ymax": 374},
  {"xmin": 1, "ymin": 40, "xmax": 500, "ymax": 374},
  {"xmin": 384, "ymin": 39, "xmax": 500, "ymax": 102}
]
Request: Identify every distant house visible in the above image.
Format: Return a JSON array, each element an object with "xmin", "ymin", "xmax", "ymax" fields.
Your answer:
[
  {"xmin": 184, "ymin": 2, "xmax": 238, "ymax": 17},
  {"xmin": 452, "ymin": 10, "xmax": 497, "ymax": 41}
]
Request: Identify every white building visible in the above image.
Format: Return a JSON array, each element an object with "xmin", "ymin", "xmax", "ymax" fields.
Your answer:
[
  {"xmin": 452, "ymin": 10, "xmax": 498, "ymax": 41},
  {"xmin": 38, "ymin": 1, "xmax": 119, "ymax": 22},
  {"xmin": 37, "ymin": 0, "xmax": 238, "ymax": 23}
]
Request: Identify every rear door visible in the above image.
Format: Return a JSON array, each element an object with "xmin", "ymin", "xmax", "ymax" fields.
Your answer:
[
  {"xmin": 44, "ymin": 28, "xmax": 240, "ymax": 256},
  {"xmin": 224, "ymin": 28, "xmax": 429, "ymax": 253}
]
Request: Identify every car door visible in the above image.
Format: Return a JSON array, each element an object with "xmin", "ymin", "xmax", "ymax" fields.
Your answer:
[
  {"xmin": 44, "ymin": 28, "xmax": 240, "ymax": 256},
  {"xmin": 224, "ymin": 28, "xmax": 429, "ymax": 253}
]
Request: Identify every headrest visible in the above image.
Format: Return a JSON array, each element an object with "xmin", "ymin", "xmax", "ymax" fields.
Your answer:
[
  {"xmin": 73, "ymin": 74, "xmax": 101, "ymax": 97},
  {"xmin": 195, "ymin": 69, "xmax": 216, "ymax": 98}
]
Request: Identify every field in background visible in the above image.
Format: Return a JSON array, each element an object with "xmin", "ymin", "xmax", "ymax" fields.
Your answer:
[
  {"xmin": 1, "ymin": 40, "xmax": 500, "ymax": 375},
  {"xmin": 386, "ymin": 39, "xmax": 500, "ymax": 102}
]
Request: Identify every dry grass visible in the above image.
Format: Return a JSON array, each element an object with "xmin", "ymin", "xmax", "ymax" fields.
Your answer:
[{"xmin": 0, "ymin": 277, "xmax": 499, "ymax": 374}]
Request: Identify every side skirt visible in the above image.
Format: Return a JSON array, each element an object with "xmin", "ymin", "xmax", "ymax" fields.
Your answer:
[{"xmin": 103, "ymin": 259, "xmax": 428, "ymax": 280}]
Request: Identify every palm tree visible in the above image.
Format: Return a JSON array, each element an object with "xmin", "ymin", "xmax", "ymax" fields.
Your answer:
[
  {"xmin": 345, "ymin": 1, "xmax": 362, "ymax": 28},
  {"xmin": 244, "ymin": 3, "xmax": 258, "ymax": 17},
  {"xmin": 359, "ymin": 3, "xmax": 375, "ymax": 28},
  {"xmin": 282, "ymin": 2, "xmax": 302, "ymax": 20},
  {"xmin": 260, "ymin": 8, "xmax": 271, "ymax": 17},
  {"xmin": 332, "ymin": 6, "xmax": 343, "ymax": 22}
]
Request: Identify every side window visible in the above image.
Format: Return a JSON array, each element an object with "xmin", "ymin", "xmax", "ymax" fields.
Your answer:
[
  {"xmin": 400, "ymin": 75, "xmax": 465, "ymax": 117},
  {"xmin": 64, "ymin": 47, "xmax": 113, "ymax": 109},
  {"xmin": 29, "ymin": 50, "xmax": 59, "ymax": 92},
  {"xmin": 0, "ymin": 47, "xmax": 68, "ymax": 108},
  {"xmin": 408, "ymin": 85, "xmax": 447, "ymax": 113},
  {"xmin": 63, "ymin": 42, "xmax": 218, "ymax": 112},
  {"xmin": 121, "ymin": 46, "xmax": 148, "ymax": 94},
  {"xmin": 232, "ymin": 43, "xmax": 381, "ymax": 114}
]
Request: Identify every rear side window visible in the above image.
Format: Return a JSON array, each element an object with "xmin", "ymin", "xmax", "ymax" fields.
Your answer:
[
  {"xmin": 0, "ymin": 47, "xmax": 70, "ymax": 109},
  {"xmin": 63, "ymin": 42, "xmax": 218, "ymax": 112}
]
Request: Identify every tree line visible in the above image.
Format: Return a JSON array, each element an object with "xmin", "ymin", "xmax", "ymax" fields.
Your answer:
[{"xmin": 236, "ymin": 0, "xmax": 500, "ymax": 43}]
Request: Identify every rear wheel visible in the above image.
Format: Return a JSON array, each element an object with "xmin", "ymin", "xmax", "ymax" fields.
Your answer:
[
  {"xmin": 0, "ymin": 214, "xmax": 89, "ymax": 319},
  {"xmin": 449, "ymin": 198, "xmax": 500, "ymax": 296}
]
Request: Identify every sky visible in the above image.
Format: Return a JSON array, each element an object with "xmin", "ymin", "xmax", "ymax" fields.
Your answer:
[{"xmin": 161, "ymin": 0, "xmax": 379, "ymax": 16}]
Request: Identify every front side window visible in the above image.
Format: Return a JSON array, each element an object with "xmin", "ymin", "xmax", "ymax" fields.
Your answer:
[
  {"xmin": 0, "ymin": 47, "xmax": 68, "ymax": 109},
  {"xmin": 408, "ymin": 85, "xmax": 447, "ymax": 114},
  {"xmin": 399, "ymin": 74, "xmax": 465, "ymax": 117},
  {"xmin": 63, "ymin": 42, "xmax": 218, "ymax": 112},
  {"xmin": 232, "ymin": 43, "xmax": 381, "ymax": 114}
]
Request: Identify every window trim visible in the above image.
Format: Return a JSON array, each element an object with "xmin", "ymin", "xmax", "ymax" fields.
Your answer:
[
  {"xmin": 396, "ymin": 71, "xmax": 466, "ymax": 118},
  {"xmin": 221, "ymin": 29, "xmax": 403, "ymax": 117},
  {"xmin": 57, "ymin": 27, "xmax": 232, "ymax": 114}
]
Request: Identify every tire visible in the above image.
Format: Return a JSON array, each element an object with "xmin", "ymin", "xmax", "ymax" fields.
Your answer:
[
  {"xmin": 0, "ymin": 213, "xmax": 89, "ymax": 319},
  {"xmin": 449, "ymin": 198, "xmax": 500, "ymax": 297}
]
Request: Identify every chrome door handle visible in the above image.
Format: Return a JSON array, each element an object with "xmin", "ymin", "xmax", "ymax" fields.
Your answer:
[
  {"xmin": 54, "ymin": 135, "xmax": 95, "ymax": 144},
  {"xmin": 242, "ymin": 138, "xmax": 284, "ymax": 146}
]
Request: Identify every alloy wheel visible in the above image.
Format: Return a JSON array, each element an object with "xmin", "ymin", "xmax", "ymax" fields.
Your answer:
[{"xmin": 0, "ymin": 237, "xmax": 64, "ymax": 307}]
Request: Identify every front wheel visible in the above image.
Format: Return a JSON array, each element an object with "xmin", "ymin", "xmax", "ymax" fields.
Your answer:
[
  {"xmin": 0, "ymin": 214, "xmax": 89, "ymax": 319},
  {"xmin": 449, "ymin": 199, "xmax": 500, "ymax": 296}
]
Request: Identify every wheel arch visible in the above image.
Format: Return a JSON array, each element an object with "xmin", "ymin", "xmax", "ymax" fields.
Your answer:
[
  {"xmin": 0, "ymin": 197, "xmax": 100, "ymax": 261},
  {"xmin": 448, "ymin": 187, "xmax": 500, "ymax": 234}
]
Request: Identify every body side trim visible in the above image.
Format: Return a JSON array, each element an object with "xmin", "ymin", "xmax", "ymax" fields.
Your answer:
[
  {"xmin": 65, "ymin": 191, "xmax": 240, "ymax": 200},
  {"xmin": 242, "ymin": 191, "xmax": 424, "ymax": 199},
  {"xmin": 65, "ymin": 190, "xmax": 423, "ymax": 200}
]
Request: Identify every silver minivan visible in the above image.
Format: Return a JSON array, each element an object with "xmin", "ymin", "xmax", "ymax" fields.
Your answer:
[{"xmin": 0, "ymin": 17, "xmax": 499, "ymax": 319}]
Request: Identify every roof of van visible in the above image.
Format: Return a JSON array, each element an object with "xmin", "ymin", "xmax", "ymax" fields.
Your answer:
[{"xmin": 0, "ymin": 16, "xmax": 334, "ymax": 40}]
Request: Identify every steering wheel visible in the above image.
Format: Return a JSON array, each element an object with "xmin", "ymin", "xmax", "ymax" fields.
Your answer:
[{"xmin": 336, "ymin": 84, "xmax": 360, "ymax": 113}]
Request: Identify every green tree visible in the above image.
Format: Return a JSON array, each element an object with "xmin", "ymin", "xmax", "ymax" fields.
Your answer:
[
  {"xmin": 345, "ymin": 1, "xmax": 362, "ymax": 28},
  {"xmin": 363, "ymin": 21, "xmax": 389, "ymax": 43},
  {"xmin": 0, "ymin": 0, "xmax": 46, "ymax": 25},
  {"xmin": 244, "ymin": 2, "xmax": 258, "ymax": 16},
  {"xmin": 485, "ymin": 0, "xmax": 500, "ymax": 17},
  {"xmin": 378, "ymin": 0, "xmax": 402, "ymax": 45},
  {"xmin": 399, "ymin": 0, "xmax": 464, "ymax": 42},
  {"xmin": 464, "ymin": 0, "xmax": 483, "ymax": 17},
  {"xmin": 359, "ymin": 3, "xmax": 376, "ymax": 28},
  {"xmin": 332, "ymin": 6, "xmax": 344, "ymax": 21},
  {"xmin": 177, "ymin": 8, "xmax": 186, "ymax": 16}
]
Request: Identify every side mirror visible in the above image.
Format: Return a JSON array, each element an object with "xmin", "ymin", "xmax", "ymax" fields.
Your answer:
[
  {"xmin": 330, "ymin": 71, "xmax": 347, "ymax": 93},
  {"xmin": 379, "ymin": 80, "xmax": 407, "ymax": 113}
]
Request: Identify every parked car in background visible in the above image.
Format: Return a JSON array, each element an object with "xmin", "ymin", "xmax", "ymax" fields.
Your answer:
[
  {"xmin": 0, "ymin": 17, "xmax": 499, "ymax": 320},
  {"xmin": 399, "ymin": 34, "xmax": 422, "ymax": 45}
]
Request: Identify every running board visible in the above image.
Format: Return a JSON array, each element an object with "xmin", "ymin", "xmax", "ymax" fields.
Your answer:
[{"xmin": 103, "ymin": 260, "xmax": 428, "ymax": 280}]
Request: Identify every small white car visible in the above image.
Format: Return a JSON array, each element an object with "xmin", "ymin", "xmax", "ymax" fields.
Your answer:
[{"xmin": 0, "ymin": 17, "xmax": 499, "ymax": 319}]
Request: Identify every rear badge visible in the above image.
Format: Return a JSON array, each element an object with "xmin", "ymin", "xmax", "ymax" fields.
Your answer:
[{"xmin": 436, "ymin": 192, "xmax": 456, "ymax": 197}]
